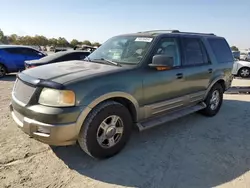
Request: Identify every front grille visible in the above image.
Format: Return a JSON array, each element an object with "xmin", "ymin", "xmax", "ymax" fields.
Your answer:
[{"xmin": 13, "ymin": 79, "xmax": 36, "ymax": 104}]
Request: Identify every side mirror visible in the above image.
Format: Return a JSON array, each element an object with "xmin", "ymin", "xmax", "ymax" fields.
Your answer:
[{"xmin": 149, "ymin": 55, "xmax": 174, "ymax": 71}]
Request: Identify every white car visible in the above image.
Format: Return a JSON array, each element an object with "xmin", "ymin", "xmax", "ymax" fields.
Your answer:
[
  {"xmin": 240, "ymin": 51, "xmax": 250, "ymax": 61},
  {"xmin": 232, "ymin": 59, "xmax": 250, "ymax": 78}
]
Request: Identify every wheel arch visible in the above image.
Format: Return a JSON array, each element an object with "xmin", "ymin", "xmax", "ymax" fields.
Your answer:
[
  {"xmin": 75, "ymin": 92, "xmax": 140, "ymax": 134},
  {"xmin": 0, "ymin": 62, "xmax": 8, "ymax": 73},
  {"xmin": 237, "ymin": 66, "xmax": 250, "ymax": 76},
  {"xmin": 204, "ymin": 78, "xmax": 226, "ymax": 100}
]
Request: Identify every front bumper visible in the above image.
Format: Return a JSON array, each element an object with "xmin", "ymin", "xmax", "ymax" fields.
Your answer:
[{"xmin": 10, "ymin": 101, "xmax": 80, "ymax": 146}]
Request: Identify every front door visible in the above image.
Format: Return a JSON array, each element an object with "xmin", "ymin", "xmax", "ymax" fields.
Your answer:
[{"xmin": 142, "ymin": 37, "xmax": 189, "ymax": 118}]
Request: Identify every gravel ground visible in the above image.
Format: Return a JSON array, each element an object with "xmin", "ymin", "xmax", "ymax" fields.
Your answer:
[{"xmin": 1, "ymin": 75, "xmax": 250, "ymax": 188}]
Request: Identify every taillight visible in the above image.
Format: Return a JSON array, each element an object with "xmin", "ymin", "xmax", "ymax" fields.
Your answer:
[{"xmin": 25, "ymin": 65, "xmax": 36, "ymax": 69}]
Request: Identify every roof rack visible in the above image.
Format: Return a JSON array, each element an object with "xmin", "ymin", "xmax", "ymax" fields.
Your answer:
[
  {"xmin": 138, "ymin": 30, "xmax": 180, "ymax": 34},
  {"xmin": 138, "ymin": 30, "xmax": 215, "ymax": 36}
]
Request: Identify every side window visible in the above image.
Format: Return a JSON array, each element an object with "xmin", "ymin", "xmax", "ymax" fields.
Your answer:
[
  {"xmin": 79, "ymin": 52, "xmax": 90, "ymax": 60},
  {"xmin": 153, "ymin": 38, "xmax": 181, "ymax": 67},
  {"xmin": 4, "ymin": 48, "xmax": 23, "ymax": 55},
  {"xmin": 182, "ymin": 38, "xmax": 206, "ymax": 66},
  {"xmin": 63, "ymin": 53, "xmax": 80, "ymax": 61},
  {"xmin": 208, "ymin": 38, "xmax": 234, "ymax": 63},
  {"xmin": 55, "ymin": 53, "xmax": 79, "ymax": 62},
  {"xmin": 22, "ymin": 48, "xmax": 41, "ymax": 56}
]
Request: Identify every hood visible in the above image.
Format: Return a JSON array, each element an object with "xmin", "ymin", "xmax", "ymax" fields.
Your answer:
[
  {"xmin": 236, "ymin": 60, "xmax": 250, "ymax": 66},
  {"xmin": 23, "ymin": 60, "xmax": 124, "ymax": 84}
]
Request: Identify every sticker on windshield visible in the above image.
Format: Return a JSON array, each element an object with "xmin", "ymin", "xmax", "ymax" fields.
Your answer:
[{"xmin": 135, "ymin": 37, "xmax": 153, "ymax": 42}]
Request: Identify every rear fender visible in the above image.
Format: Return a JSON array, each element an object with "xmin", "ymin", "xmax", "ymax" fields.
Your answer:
[{"xmin": 203, "ymin": 76, "xmax": 225, "ymax": 100}]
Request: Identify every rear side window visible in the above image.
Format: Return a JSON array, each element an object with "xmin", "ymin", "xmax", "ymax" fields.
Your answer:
[
  {"xmin": 182, "ymin": 38, "xmax": 208, "ymax": 66},
  {"xmin": 4, "ymin": 47, "xmax": 41, "ymax": 56},
  {"xmin": 208, "ymin": 38, "xmax": 234, "ymax": 63},
  {"xmin": 53, "ymin": 52, "xmax": 81, "ymax": 62},
  {"xmin": 78, "ymin": 52, "xmax": 90, "ymax": 60},
  {"xmin": 4, "ymin": 48, "xmax": 23, "ymax": 54},
  {"xmin": 21, "ymin": 48, "xmax": 41, "ymax": 56}
]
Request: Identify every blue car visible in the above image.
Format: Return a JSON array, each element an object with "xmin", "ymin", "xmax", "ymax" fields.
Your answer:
[{"xmin": 0, "ymin": 45, "xmax": 46, "ymax": 78}]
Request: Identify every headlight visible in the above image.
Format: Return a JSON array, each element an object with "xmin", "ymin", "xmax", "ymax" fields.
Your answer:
[{"xmin": 38, "ymin": 88, "xmax": 75, "ymax": 107}]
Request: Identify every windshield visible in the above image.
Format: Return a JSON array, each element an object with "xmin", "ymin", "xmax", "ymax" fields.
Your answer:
[{"xmin": 87, "ymin": 35, "xmax": 154, "ymax": 65}]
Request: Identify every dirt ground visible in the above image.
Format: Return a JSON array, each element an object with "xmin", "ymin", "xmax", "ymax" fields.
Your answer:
[{"xmin": 1, "ymin": 75, "xmax": 250, "ymax": 188}]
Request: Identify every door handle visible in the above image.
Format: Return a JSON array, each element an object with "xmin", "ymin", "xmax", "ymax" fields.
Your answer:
[
  {"xmin": 208, "ymin": 68, "xmax": 213, "ymax": 73},
  {"xmin": 176, "ymin": 73, "xmax": 183, "ymax": 79}
]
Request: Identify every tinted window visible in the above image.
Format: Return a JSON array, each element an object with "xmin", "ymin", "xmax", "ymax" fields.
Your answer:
[
  {"xmin": 153, "ymin": 38, "xmax": 181, "ymax": 67},
  {"xmin": 21, "ymin": 48, "xmax": 41, "ymax": 56},
  {"xmin": 54, "ymin": 52, "xmax": 81, "ymax": 62},
  {"xmin": 77, "ymin": 52, "xmax": 90, "ymax": 60},
  {"xmin": 208, "ymin": 38, "xmax": 234, "ymax": 63},
  {"xmin": 182, "ymin": 38, "xmax": 206, "ymax": 66},
  {"xmin": 63, "ymin": 53, "xmax": 80, "ymax": 61},
  {"xmin": 4, "ymin": 47, "xmax": 41, "ymax": 56},
  {"xmin": 4, "ymin": 48, "xmax": 23, "ymax": 54}
]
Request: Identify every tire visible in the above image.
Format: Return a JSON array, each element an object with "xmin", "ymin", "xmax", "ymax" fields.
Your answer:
[
  {"xmin": 200, "ymin": 83, "xmax": 223, "ymax": 117},
  {"xmin": 238, "ymin": 67, "xmax": 250, "ymax": 78},
  {"xmin": 0, "ymin": 64, "xmax": 6, "ymax": 78},
  {"xmin": 78, "ymin": 101, "xmax": 133, "ymax": 159}
]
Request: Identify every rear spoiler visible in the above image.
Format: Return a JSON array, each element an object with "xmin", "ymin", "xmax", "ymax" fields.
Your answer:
[{"xmin": 17, "ymin": 72, "xmax": 65, "ymax": 90}]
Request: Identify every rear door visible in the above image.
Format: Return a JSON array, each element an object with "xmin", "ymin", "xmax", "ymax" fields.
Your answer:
[
  {"xmin": 180, "ymin": 36, "xmax": 213, "ymax": 98},
  {"xmin": 3, "ymin": 48, "xmax": 26, "ymax": 71},
  {"xmin": 21, "ymin": 48, "xmax": 45, "ymax": 61}
]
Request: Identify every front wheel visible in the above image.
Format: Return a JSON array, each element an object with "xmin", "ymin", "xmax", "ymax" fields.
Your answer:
[
  {"xmin": 200, "ymin": 83, "xmax": 223, "ymax": 117},
  {"xmin": 0, "ymin": 64, "xmax": 6, "ymax": 78},
  {"xmin": 78, "ymin": 101, "xmax": 133, "ymax": 159},
  {"xmin": 238, "ymin": 67, "xmax": 250, "ymax": 78}
]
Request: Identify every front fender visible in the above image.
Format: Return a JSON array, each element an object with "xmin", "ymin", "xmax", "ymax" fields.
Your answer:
[
  {"xmin": 79, "ymin": 85, "xmax": 140, "ymax": 113},
  {"xmin": 75, "ymin": 90, "xmax": 141, "ymax": 135}
]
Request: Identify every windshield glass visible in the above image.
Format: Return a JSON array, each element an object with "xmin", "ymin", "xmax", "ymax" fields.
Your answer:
[{"xmin": 87, "ymin": 35, "xmax": 154, "ymax": 65}]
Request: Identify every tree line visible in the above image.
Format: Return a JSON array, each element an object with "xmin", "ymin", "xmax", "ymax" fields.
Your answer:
[
  {"xmin": 0, "ymin": 29, "xmax": 101, "ymax": 48},
  {"xmin": 1, "ymin": 29, "xmax": 241, "ymax": 51}
]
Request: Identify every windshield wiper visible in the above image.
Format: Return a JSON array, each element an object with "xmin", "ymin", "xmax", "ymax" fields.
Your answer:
[{"xmin": 93, "ymin": 58, "xmax": 122, "ymax": 67}]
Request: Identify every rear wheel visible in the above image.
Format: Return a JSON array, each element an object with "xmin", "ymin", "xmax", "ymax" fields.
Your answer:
[
  {"xmin": 0, "ymin": 64, "xmax": 6, "ymax": 78},
  {"xmin": 238, "ymin": 67, "xmax": 250, "ymax": 78},
  {"xmin": 200, "ymin": 83, "xmax": 223, "ymax": 117},
  {"xmin": 78, "ymin": 101, "xmax": 133, "ymax": 159}
]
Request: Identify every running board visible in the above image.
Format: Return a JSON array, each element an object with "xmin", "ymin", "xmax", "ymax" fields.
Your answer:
[{"xmin": 137, "ymin": 102, "xmax": 207, "ymax": 131}]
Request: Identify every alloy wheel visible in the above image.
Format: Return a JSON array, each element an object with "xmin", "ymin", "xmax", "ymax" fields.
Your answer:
[{"xmin": 96, "ymin": 115, "xmax": 124, "ymax": 148}]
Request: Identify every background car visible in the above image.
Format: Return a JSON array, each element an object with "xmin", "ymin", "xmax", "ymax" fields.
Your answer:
[
  {"xmin": 0, "ymin": 45, "xmax": 46, "ymax": 78},
  {"xmin": 24, "ymin": 50, "xmax": 91, "ymax": 69},
  {"xmin": 232, "ymin": 51, "xmax": 240, "ymax": 60},
  {"xmin": 232, "ymin": 59, "xmax": 250, "ymax": 78},
  {"xmin": 240, "ymin": 51, "xmax": 250, "ymax": 61}
]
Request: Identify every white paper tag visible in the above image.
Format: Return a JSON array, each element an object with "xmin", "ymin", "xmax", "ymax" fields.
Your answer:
[{"xmin": 135, "ymin": 37, "xmax": 153, "ymax": 42}]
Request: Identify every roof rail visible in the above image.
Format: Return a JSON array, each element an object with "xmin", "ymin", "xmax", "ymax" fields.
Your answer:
[
  {"xmin": 138, "ymin": 30, "xmax": 215, "ymax": 36},
  {"xmin": 138, "ymin": 30, "xmax": 180, "ymax": 34},
  {"xmin": 173, "ymin": 31, "xmax": 215, "ymax": 36}
]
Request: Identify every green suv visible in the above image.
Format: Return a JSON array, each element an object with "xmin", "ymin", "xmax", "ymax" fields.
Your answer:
[{"xmin": 10, "ymin": 30, "xmax": 234, "ymax": 159}]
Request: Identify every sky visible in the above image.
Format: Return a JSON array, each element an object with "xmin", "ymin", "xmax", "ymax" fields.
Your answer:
[{"xmin": 1, "ymin": 0, "xmax": 250, "ymax": 49}]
